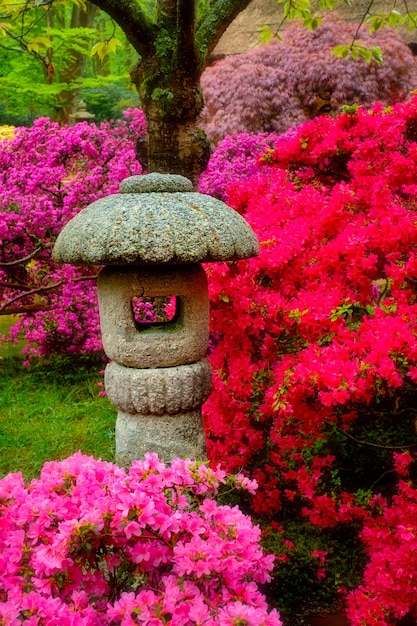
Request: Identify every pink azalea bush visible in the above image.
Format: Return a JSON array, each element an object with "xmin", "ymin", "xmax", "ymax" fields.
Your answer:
[
  {"xmin": 0, "ymin": 110, "xmax": 144, "ymax": 360},
  {"xmin": 0, "ymin": 451, "xmax": 281, "ymax": 626},
  {"xmin": 200, "ymin": 17, "xmax": 417, "ymax": 146},
  {"xmin": 202, "ymin": 97, "xmax": 417, "ymax": 620}
]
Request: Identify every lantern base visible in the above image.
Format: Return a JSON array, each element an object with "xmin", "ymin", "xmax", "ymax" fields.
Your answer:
[{"xmin": 115, "ymin": 409, "xmax": 207, "ymax": 466}]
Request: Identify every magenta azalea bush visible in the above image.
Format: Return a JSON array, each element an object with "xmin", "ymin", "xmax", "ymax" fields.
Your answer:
[
  {"xmin": 0, "ymin": 452, "xmax": 281, "ymax": 626},
  {"xmin": 0, "ymin": 110, "xmax": 144, "ymax": 360},
  {"xmin": 198, "ymin": 129, "xmax": 297, "ymax": 201}
]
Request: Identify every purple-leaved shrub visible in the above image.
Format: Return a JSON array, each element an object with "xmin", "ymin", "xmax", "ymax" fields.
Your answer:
[{"xmin": 200, "ymin": 17, "xmax": 417, "ymax": 146}]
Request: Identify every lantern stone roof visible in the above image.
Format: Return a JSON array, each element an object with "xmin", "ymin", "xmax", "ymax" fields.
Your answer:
[{"xmin": 53, "ymin": 173, "xmax": 259, "ymax": 265}]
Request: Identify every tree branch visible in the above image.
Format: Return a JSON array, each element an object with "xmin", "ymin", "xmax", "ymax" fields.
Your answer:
[
  {"xmin": 87, "ymin": 0, "xmax": 157, "ymax": 56},
  {"xmin": 337, "ymin": 425, "xmax": 417, "ymax": 450},
  {"xmin": 0, "ymin": 281, "xmax": 33, "ymax": 291},
  {"xmin": 0, "ymin": 43, "xmax": 25, "ymax": 53},
  {"xmin": 176, "ymin": 0, "xmax": 197, "ymax": 74},
  {"xmin": 0, "ymin": 246, "xmax": 44, "ymax": 267},
  {"xmin": 4, "ymin": 28, "xmax": 50, "ymax": 67},
  {"xmin": 350, "ymin": 0, "xmax": 376, "ymax": 48},
  {"xmin": 403, "ymin": 0, "xmax": 417, "ymax": 30},
  {"xmin": 0, "ymin": 275, "xmax": 96, "ymax": 313},
  {"xmin": 195, "ymin": 0, "xmax": 253, "ymax": 67},
  {"xmin": 0, "ymin": 304, "xmax": 52, "ymax": 315}
]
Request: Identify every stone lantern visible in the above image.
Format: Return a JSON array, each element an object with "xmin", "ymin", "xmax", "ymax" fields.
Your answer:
[
  {"xmin": 68, "ymin": 100, "xmax": 95, "ymax": 126},
  {"xmin": 53, "ymin": 173, "xmax": 259, "ymax": 466}
]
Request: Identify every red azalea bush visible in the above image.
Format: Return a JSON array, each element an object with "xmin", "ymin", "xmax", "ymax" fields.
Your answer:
[
  {"xmin": 0, "ymin": 110, "xmax": 144, "ymax": 360},
  {"xmin": 200, "ymin": 17, "xmax": 417, "ymax": 146},
  {"xmin": 0, "ymin": 452, "xmax": 281, "ymax": 626},
  {"xmin": 203, "ymin": 98, "xmax": 417, "ymax": 621}
]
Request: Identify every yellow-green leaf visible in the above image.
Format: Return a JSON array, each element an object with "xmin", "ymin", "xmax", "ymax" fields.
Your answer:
[
  {"xmin": 371, "ymin": 46, "xmax": 383, "ymax": 63},
  {"xmin": 0, "ymin": 0, "xmax": 24, "ymax": 18},
  {"xmin": 258, "ymin": 25, "xmax": 273, "ymax": 44},
  {"xmin": 367, "ymin": 15, "xmax": 384, "ymax": 32},
  {"xmin": 91, "ymin": 39, "xmax": 122, "ymax": 61},
  {"xmin": 318, "ymin": 0, "xmax": 336, "ymax": 9},
  {"xmin": 91, "ymin": 41, "xmax": 106, "ymax": 60},
  {"xmin": 404, "ymin": 12, "xmax": 417, "ymax": 32},
  {"xmin": 27, "ymin": 36, "xmax": 52, "ymax": 53},
  {"xmin": 332, "ymin": 44, "xmax": 349, "ymax": 59},
  {"xmin": 71, "ymin": 0, "xmax": 87, "ymax": 10},
  {"xmin": 357, "ymin": 46, "xmax": 371, "ymax": 62},
  {"xmin": 386, "ymin": 8, "xmax": 403, "ymax": 28},
  {"xmin": 105, "ymin": 38, "xmax": 122, "ymax": 54},
  {"xmin": 0, "ymin": 21, "xmax": 12, "ymax": 36},
  {"xmin": 303, "ymin": 15, "xmax": 322, "ymax": 29},
  {"xmin": 351, "ymin": 46, "xmax": 359, "ymax": 60}
]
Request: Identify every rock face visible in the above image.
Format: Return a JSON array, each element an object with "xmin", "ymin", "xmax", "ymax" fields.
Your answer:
[{"xmin": 52, "ymin": 173, "xmax": 259, "ymax": 465}]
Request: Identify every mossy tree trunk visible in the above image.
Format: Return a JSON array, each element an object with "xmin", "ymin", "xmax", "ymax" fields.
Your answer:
[{"xmin": 89, "ymin": 0, "xmax": 252, "ymax": 183}]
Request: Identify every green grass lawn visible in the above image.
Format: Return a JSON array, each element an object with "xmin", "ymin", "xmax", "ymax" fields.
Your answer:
[
  {"xmin": 0, "ymin": 315, "xmax": 27, "ymax": 359},
  {"xmin": 0, "ymin": 353, "xmax": 115, "ymax": 480}
]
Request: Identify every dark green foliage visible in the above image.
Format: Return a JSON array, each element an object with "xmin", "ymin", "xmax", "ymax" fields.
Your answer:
[
  {"xmin": 0, "ymin": 3, "xmax": 135, "ymax": 123},
  {"xmin": 81, "ymin": 81, "xmax": 140, "ymax": 121},
  {"xmin": 262, "ymin": 521, "xmax": 366, "ymax": 625}
]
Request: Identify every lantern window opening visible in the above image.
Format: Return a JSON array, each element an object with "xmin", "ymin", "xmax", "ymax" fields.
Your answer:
[{"xmin": 131, "ymin": 295, "xmax": 182, "ymax": 332}]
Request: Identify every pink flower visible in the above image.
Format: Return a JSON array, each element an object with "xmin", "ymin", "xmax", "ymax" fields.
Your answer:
[
  {"xmin": 0, "ymin": 453, "xmax": 279, "ymax": 625},
  {"xmin": 218, "ymin": 601, "xmax": 283, "ymax": 626}
]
